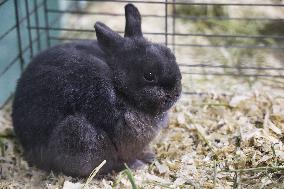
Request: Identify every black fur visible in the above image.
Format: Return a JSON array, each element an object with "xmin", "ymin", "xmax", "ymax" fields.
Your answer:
[{"xmin": 12, "ymin": 4, "xmax": 182, "ymax": 177}]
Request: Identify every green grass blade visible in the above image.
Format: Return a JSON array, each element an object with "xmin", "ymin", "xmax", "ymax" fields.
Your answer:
[{"xmin": 123, "ymin": 163, "xmax": 138, "ymax": 189}]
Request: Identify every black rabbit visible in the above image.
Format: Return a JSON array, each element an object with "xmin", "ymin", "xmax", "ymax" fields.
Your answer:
[{"xmin": 12, "ymin": 4, "xmax": 182, "ymax": 177}]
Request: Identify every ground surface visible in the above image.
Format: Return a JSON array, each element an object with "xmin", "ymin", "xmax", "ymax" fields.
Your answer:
[
  {"xmin": 1, "ymin": 0, "xmax": 284, "ymax": 188},
  {"xmin": 1, "ymin": 90, "xmax": 284, "ymax": 188}
]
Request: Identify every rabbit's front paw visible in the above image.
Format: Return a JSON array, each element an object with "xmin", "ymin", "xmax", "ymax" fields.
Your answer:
[
  {"xmin": 127, "ymin": 150, "xmax": 155, "ymax": 170},
  {"xmin": 128, "ymin": 159, "xmax": 146, "ymax": 170},
  {"xmin": 138, "ymin": 147, "xmax": 156, "ymax": 164},
  {"xmin": 139, "ymin": 151, "xmax": 156, "ymax": 164}
]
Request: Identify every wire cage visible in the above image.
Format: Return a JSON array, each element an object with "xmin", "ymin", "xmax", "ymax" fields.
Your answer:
[{"xmin": 0, "ymin": 0, "xmax": 284, "ymax": 108}]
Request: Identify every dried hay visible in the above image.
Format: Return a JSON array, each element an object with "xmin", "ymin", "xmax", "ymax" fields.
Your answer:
[{"xmin": 1, "ymin": 89, "xmax": 284, "ymax": 188}]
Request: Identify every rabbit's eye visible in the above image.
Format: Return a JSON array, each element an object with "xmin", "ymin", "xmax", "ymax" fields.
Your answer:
[{"xmin": 144, "ymin": 72, "xmax": 155, "ymax": 82}]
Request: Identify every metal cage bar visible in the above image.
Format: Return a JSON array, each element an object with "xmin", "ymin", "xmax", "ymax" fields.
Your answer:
[
  {"xmin": 0, "ymin": 0, "xmax": 45, "ymax": 78},
  {"xmin": 67, "ymin": 0, "xmax": 284, "ymax": 7},
  {"xmin": 165, "ymin": 0, "xmax": 168, "ymax": 45},
  {"xmin": 33, "ymin": 0, "xmax": 41, "ymax": 51},
  {"xmin": 172, "ymin": 0, "xmax": 176, "ymax": 53},
  {"xmin": 0, "ymin": 0, "xmax": 284, "ymax": 108},
  {"xmin": 25, "ymin": 0, "xmax": 34, "ymax": 59},
  {"xmin": 13, "ymin": 0, "xmax": 24, "ymax": 71},
  {"xmin": 43, "ymin": 0, "xmax": 50, "ymax": 47},
  {"xmin": 0, "ymin": 0, "xmax": 54, "ymax": 108},
  {"xmin": 26, "ymin": 26, "xmax": 284, "ymax": 41}
]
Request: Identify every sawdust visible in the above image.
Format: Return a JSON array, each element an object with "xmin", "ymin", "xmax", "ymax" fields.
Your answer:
[{"xmin": 1, "ymin": 90, "xmax": 284, "ymax": 188}]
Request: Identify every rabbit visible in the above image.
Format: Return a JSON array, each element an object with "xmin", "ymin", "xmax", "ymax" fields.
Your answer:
[{"xmin": 12, "ymin": 4, "xmax": 182, "ymax": 177}]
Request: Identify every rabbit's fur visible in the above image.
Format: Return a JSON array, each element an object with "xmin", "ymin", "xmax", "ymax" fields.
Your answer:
[{"xmin": 12, "ymin": 4, "xmax": 182, "ymax": 177}]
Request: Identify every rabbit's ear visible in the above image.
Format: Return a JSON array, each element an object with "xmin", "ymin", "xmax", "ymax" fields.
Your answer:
[
  {"xmin": 124, "ymin": 4, "xmax": 142, "ymax": 38},
  {"xmin": 94, "ymin": 22, "xmax": 123, "ymax": 53}
]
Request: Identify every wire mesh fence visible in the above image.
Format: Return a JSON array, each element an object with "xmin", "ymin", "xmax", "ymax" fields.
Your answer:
[{"xmin": 0, "ymin": 0, "xmax": 284, "ymax": 107}]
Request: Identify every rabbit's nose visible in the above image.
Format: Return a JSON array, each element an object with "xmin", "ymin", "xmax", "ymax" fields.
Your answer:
[{"xmin": 165, "ymin": 87, "xmax": 180, "ymax": 99}]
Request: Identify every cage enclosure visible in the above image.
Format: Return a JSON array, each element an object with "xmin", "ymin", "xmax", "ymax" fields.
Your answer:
[{"xmin": 0, "ymin": 0, "xmax": 284, "ymax": 188}]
